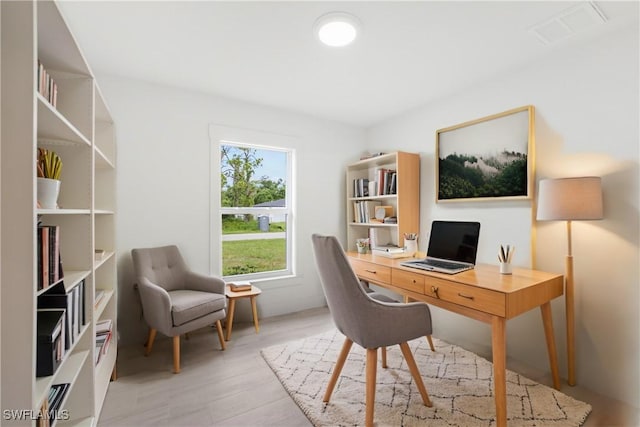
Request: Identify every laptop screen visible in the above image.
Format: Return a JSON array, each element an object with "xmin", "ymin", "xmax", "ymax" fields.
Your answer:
[{"xmin": 427, "ymin": 221, "xmax": 481, "ymax": 264}]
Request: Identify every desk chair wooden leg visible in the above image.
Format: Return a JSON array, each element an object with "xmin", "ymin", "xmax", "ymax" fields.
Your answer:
[
  {"xmin": 365, "ymin": 348, "xmax": 378, "ymax": 427},
  {"xmin": 324, "ymin": 338, "xmax": 353, "ymax": 402},
  {"xmin": 173, "ymin": 335, "xmax": 181, "ymax": 374},
  {"xmin": 399, "ymin": 342, "xmax": 432, "ymax": 407},
  {"xmin": 380, "ymin": 347, "xmax": 388, "ymax": 368},
  {"xmin": 215, "ymin": 320, "xmax": 226, "ymax": 351},
  {"xmin": 145, "ymin": 328, "xmax": 157, "ymax": 356},
  {"xmin": 426, "ymin": 335, "xmax": 435, "ymax": 352}
]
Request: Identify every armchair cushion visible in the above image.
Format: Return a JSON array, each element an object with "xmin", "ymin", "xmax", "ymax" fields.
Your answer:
[{"xmin": 170, "ymin": 290, "xmax": 226, "ymax": 327}]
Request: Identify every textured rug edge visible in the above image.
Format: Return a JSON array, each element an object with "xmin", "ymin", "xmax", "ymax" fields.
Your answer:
[{"xmin": 261, "ymin": 329, "xmax": 593, "ymax": 427}]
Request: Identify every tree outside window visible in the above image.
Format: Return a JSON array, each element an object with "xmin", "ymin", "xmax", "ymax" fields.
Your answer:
[{"xmin": 220, "ymin": 143, "xmax": 291, "ymax": 277}]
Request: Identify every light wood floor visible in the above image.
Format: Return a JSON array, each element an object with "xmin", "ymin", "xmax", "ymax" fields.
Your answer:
[{"xmin": 98, "ymin": 307, "xmax": 638, "ymax": 427}]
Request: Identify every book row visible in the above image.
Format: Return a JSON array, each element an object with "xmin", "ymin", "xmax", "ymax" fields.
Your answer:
[
  {"xmin": 37, "ymin": 60, "xmax": 58, "ymax": 108},
  {"xmin": 37, "ymin": 225, "xmax": 64, "ymax": 291},
  {"xmin": 36, "ymin": 280, "xmax": 87, "ymax": 377},
  {"xmin": 95, "ymin": 319, "xmax": 113, "ymax": 365},
  {"xmin": 37, "ymin": 383, "xmax": 70, "ymax": 427},
  {"xmin": 352, "ymin": 169, "xmax": 397, "ymax": 198}
]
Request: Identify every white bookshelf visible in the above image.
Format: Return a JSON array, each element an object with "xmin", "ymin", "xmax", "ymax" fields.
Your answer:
[
  {"xmin": 346, "ymin": 152, "xmax": 420, "ymax": 251},
  {"xmin": 1, "ymin": 1, "xmax": 117, "ymax": 425}
]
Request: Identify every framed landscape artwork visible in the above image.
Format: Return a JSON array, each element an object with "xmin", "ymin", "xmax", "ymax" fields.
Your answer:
[{"xmin": 436, "ymin": 105, "xmax": 535, "ymax": 203}]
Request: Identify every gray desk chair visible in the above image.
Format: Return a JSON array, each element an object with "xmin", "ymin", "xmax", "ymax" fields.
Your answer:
[
  {"xmin": 311, "ymin": 234, "xmax": 433, "ymax": 427},
  {"xmin": 132, "ymin": 245, "xmax": 227, "ymax": 373}
]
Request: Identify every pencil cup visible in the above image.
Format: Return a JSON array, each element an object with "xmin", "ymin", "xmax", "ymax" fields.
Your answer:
[
  {"xmin": 499, "ymin": 262, "xmax": 512, "ymax": 275},
  {"xmin": 404, "ymin": 239, "xmax": 418, "ymax": 257}
]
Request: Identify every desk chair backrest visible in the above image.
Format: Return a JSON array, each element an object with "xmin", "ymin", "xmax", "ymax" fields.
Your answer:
[{"xmin": 312, "ymin": 234, "xmax": 414, "ymax": 349}]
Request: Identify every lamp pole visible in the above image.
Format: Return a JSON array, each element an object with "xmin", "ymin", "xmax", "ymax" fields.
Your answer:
[{"xmin": 565, "ymin": 220, "xmax": 576, "ymax": 386}]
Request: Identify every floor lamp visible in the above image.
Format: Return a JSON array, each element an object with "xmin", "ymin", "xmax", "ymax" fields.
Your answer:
[{"xmin": 536, "ymin": 177, "xmax": 603, "ymax": 386}]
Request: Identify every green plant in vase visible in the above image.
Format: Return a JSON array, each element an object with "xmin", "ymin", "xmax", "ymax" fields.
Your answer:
[{"xmin": 37, "ymin": 148, "xmax": 62, "ymax": 209}]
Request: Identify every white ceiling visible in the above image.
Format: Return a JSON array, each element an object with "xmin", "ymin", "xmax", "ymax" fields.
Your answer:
[{"xmin": 57, "ymin": 1, "xmax": 638, "ymax": 127}]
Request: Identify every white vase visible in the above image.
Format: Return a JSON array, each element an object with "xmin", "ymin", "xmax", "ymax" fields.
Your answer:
[{"xmin": 37, "ymin": 178, "xmax": 61, "ymax": 209}]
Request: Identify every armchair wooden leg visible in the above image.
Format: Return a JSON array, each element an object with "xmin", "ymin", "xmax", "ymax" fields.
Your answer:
[
  {"xmin": 426, "ymin": 335, "xmax": 435, "ymax": 352},
  {"xmin": 145, "ymin": 329, "xmax": 157, "ymax": 356},
  {"xmin": 365, "ymin": 348, "xmax": 378, "ymax": 427},
  {"xmin": 215, "ymin": 320, "xmax": 226, "ymax": 350},
  {"xmin": 173, "ymin": 335, "xmax": 181, "ymax": 374},
  {"xmin": 381, "ymin": 347, "xmax": 388, "ymax": 368},
  {"xmin": 324, "ymin": 338, "xmax": 353, "ymax": 403},
  {"xmin": 399, "ymin": 342, "xmax": 432, "ymax": 407}
]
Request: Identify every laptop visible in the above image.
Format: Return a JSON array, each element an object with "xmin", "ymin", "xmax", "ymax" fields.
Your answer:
[{"xmin": 401, "ymin": 220, "xmax": 481, "ymax": 274}]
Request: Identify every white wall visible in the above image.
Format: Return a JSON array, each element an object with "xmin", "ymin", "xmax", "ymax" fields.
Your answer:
[
  {"xmin": 367, "ymin": 25, "xmax": 639, "ymax": 407},
  {"xmin": 98, "ymin": 76, "xmax": 365, "ymax": 346}
]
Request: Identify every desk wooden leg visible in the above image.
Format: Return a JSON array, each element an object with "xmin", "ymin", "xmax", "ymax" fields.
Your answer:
[
  {"xmin": 250, "ymin": 295, "xmax": 260, "ymax": 333},
  {"xmin": 491, "ymin": 317, "xmax": 507, "ymax": 427},
  {"xmin": 225, "ymin": 299, "xmax": 236, "ymax": 341},
  {"xmin": 540, "ymin": 302, "xmax": 561, "ymax": 390}
]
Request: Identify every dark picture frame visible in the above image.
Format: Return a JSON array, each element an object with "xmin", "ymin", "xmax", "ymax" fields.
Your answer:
[{"xmin": 436, "ymin": 105, "xmax": 535, "ymax": 203}]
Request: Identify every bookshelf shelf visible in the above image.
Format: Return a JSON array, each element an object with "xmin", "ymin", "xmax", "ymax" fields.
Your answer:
[
  {"xmin": 2, "ymin": 1, "xmax": 118, "ymax": 424},
  {"xmin": 346, "ymin": 152, "xmax": 420, "ymax": 251}
]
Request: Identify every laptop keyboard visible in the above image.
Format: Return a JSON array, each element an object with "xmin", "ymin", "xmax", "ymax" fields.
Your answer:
[{"xmin": 423, "ymin": 259, "xmax": 465, "ymax": 269}]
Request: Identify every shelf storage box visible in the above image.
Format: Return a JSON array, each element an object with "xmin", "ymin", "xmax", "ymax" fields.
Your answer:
[{"xmin": 36, "ymin": 309, "xmax": 65, "ymax": 377}]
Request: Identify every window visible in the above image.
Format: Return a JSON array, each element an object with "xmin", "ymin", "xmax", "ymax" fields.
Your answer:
[{"xmin": 210, "ymin": 126, "xmax": 295, "ymax": 280}]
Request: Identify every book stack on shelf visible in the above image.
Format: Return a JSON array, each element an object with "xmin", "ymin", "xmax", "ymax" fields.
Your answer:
[
  {"xmin": 353, "ymin": 200, "xmax": 382, "ymax": 223},
  {"xmin": 38, "ymin": 280, "xmax": 86, "ymax": 352},
  {"xmin": 37, "ymin": 60, "xmax": 58, "ymax": 108},
  {"xmin": 228, "ymin": 281, "xmax": 252, "ymax": 292},
  {"xmin": 371, "ymin": 245, "xmax": 410, "ymax": 259},
  {"xmin": 352, "ymin": 178, "xmax": 370, "ymax": 197},
  {"xmin": 37, "ymin": 383, "xmax": 70, "ymax": 427},
  {"xmin": 37, "ymin": 224, "xmax": 63, "ymax": 291},
  {"xmin": 95, "ymin": 319, "xmax": 113, "ymax": 365},
  {"xmin": 375, "ymin": 168, "xmax": 397, "ymax": 195}
]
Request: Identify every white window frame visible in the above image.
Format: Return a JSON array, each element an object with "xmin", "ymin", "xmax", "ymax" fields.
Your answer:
[{"xmin": 209, "ymin": 124, "xmax": 296, "ymax": 282}]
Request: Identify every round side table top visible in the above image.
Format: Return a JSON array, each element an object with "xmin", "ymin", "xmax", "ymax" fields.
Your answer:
[{"xmin": 225, "ymin": 284, "xmax": 262, "ymax": 298}]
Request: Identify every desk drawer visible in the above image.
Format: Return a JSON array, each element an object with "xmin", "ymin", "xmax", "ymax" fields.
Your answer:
[
  {"xmin": 392, "ymin": 269, "xmax": 425, "ymax": 294},
  {"xmin": 426, "ymin": 277, "xmax": 505, "ymax": 317},
  {"xmin": 350, "ymin": 259, "xmax": 391, "ymax": 285}
]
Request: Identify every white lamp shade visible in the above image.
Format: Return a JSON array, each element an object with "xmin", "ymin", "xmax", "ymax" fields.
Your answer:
[{"xmin": 537, "ymin": 177, "xmax": 603, "ymax": 221}]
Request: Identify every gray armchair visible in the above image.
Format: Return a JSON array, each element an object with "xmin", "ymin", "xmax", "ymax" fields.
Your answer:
[
  {"xmin": 131, "ymin": 245, "xmax": 227, "ymax": 373},
  {"xmin": 311, "ymin": 234, "xmax": 433, "ymax": 427}
]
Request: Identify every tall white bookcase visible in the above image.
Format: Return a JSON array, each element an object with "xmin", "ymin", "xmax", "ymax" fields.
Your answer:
[{"xmin": 1, "ymin": 1, "xmax": 117, "ymax": 425}]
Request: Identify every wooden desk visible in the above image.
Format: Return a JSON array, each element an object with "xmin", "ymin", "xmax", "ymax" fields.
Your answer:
[{"xmin": 347, "ymin": 252, "xmax": 564, "ymax": 427}]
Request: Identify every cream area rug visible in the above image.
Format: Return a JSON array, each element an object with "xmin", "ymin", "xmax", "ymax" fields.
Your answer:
[{"xmin": 261, "ymin": 329, "xmax": 592, "ymax": 427}]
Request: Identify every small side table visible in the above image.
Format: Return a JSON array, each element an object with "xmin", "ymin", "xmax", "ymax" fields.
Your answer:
[{"xmin": 224, "ymin": 284, "xmax": 262, "ymax": 341}]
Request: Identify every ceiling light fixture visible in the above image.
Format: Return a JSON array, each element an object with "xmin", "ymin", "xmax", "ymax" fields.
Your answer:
[{"xmin": 314, "ymin": 12, "xmax": 360, "ymax": 47}]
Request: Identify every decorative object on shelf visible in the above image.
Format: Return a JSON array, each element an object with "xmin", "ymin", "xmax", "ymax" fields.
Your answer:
[
  {"xmin": 404, "ymin": 233, "xmax": 418, "ymax": 257},
  {"xmin": 537, "ymin": 176, "xmax": 603, "ymax": 386},
  {"xmin": 37, "ymin": 148, "xmax": 62, "ymax": 209},
  {"xmin": 436, "ymin": 105, "xmax": 535, "ymax": 202},
  {"xmin": 356, "ymin": 238, "xmax": 370, "ymax": 254}
]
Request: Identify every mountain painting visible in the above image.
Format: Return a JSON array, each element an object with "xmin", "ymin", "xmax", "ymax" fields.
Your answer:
[{"xmin": 436, "ymin": 107, "xmax": 533, "ymax": 201}]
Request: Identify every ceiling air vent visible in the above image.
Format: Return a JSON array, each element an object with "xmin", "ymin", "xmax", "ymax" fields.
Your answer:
[{"xmin": 529, "ymin": 1, "xmax": 607, "ymax": 45}]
